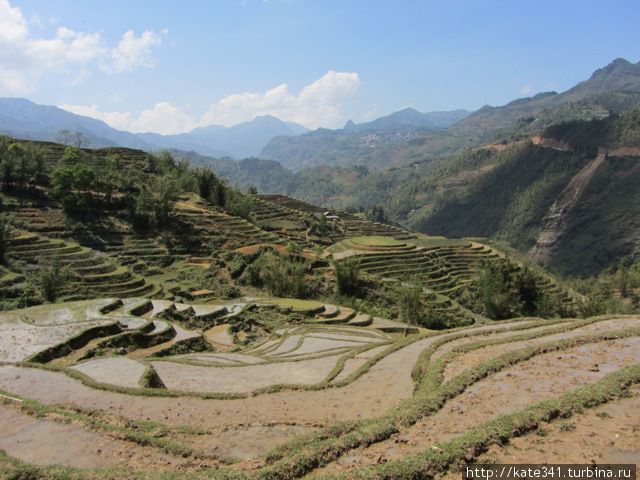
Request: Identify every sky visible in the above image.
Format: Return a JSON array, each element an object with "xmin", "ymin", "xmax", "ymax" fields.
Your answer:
[{"xmin": 0, "ymin": 0, "xmax": 638, "ymax": 134}]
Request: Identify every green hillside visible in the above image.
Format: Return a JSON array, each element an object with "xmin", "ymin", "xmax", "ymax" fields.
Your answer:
[{"xmin": 413, "ymin": 112, "xmax": 640, "ymax": 276}]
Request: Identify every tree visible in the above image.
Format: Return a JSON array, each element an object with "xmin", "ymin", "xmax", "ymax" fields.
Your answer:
[
  {"xmin": 61, "ymin": 146, "xmax": 82, "ymax": 163},
  {"xmin": 51, "ymin": 166, "xmax": 77, "ymax": 212},
  {"xmin": 56, "ymin": 129, "xmax": 72, "ymax": 145},
  {"xmin": 334, "ymin": 257, "xmax": 361, "ymax": 296},
  {"xmin": 397, "ymin": 282, "xmax": 422, "ymax": 325},
  {"xmin": 0, "ymin": 214, "xmax": 13, "ymax": 264},
  {"xmin": 366, "ymin": 205, "xmax": 388, "ymax": 223},
  {"xmin": 226, "ymin": 191, "xmax": 253, "ymax": 220},
  {"xmin": 31, "ymin": 260, "xmax": 70, "ymax": 302},
  {"xmin": 258, "ymin": 252, "xmax": 309, "ymax": 298},
  {"xmin": 71, "ymin": 131, "xmax": 89, "ymax": 148},
  {"xmin": 0, "ymin": 143, "xmax": 46, "ymax": 190},
  {"xmin": 475, "ymin": 261, "xmax": 521, "ymax": 320},
  {"xmin": 0, "ymin": 154, "xmax": 15, "ymax": 189},
  {"xmin": 133, "ymin": 175, "xmax": 179, "ymax": 228}
]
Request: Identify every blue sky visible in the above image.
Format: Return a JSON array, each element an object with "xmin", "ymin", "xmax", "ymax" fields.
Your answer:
[{"xmin": 1, "ymin": 0, "xmax": 638, "ymax": 133}]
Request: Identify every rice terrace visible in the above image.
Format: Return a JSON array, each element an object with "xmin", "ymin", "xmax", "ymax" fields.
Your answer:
[{"xmin": 1, "ymin": 1, "xmax": 640, "ymax": 479}]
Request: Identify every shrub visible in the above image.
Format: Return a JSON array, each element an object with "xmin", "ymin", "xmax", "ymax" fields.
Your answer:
[
  {"xmin": 29, "ymin": 260, "xmax": 71, "ymax": 303},
  {"xmin": 251, "ymin": 252, "xmax": 309, "ymax": 298},
  {"xmin": 0, "ymin": 213, "xmax": 13, "ymax": 264},
  {"xmin": 397, "ymin": 282, "xmax": 422, "ymax": 325},
  {"xmin": 334, "ymin": 257, "xmax": 362, "ymax": 296}
]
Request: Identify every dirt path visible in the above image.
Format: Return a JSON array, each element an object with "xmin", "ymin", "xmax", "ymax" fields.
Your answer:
[
  {"xmin": 315, "ymin": 336, "xmax": 640, "ymax": 474},
  {"xmin": 0, "ymin": 403, "xmax": 194, "ymax": 470}
]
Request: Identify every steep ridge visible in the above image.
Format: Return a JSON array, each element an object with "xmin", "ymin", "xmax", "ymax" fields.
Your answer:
[{"xmin": 529, "ymin": 153, "xmax": 607, "ymax": 265}]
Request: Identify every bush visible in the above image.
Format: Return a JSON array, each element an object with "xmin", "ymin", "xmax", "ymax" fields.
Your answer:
[
  {"xmin": 397, "ymin": 282, "xmax": 422, "ymax": 325},
  {"xmin": 0, "ymin": 213, "xmax": 13, "ymax": 264},
  {"xmin": 226, "ymin": 192, "xmax": 253, "ymax": 220},
  {"xmin": 469, "ymin": 260, "xmax": 572, "ymax": 319},
  {"xmin": 334, "ymin": 257, "xmax": 361, "ymax": 296},
  {"xmin": 247, "ymin": 252, "xmax": 309, "ymax": 298},
  {"xmin": 29, "ymin": 260, "xmax": 71, "ymax": 302}
]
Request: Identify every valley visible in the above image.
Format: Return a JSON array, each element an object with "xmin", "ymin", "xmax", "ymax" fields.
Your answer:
[
  {"xmin": 0, "ymin": 2, "xmax": 639, "ymax": 474},
  {"xmin": 0, "ymin": 127, "xmax": 638, "ymax": 478}
]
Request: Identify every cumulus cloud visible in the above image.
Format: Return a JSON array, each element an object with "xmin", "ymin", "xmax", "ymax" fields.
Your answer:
[
  {"xmin": 104, "ymin": 29, "xmax": 166, "ymax": 73},
  {"xmin": 0, "ymin": 0, "xmax": 165, "ymax": 93},
  {"xmin": 201, "ymin": 70, "xmax": 361, "ymax": 128},
  {"xmin": 0, "ymin": 0, "xmax": 27, "ymax": 44},
  {"xmin": 59, "ymin": 103, "xmax": 132, "ymax": 131},
  {"xmin": 60, "ymin": 101, "xmax": 198, "ymax": 135},
  {"xmin": 60, "ymin": 71, "xmax": 362, "ymax": 135},
  {"xmin": 129, "ymin": 102, "xmax": 198, "ymax": 134}
]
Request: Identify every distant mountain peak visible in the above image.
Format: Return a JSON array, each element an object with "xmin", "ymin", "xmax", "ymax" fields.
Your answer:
[
  {"xmin": 251, "ymin": 114, "xmax": 282, "ymax": 123},
  {"xmin": 338, "ymin": 107, "xmax": 470, "ymax": 133},
  {"xmin": 590, "ymin": 57, "xmax": 640, "ymax": 79},
  {"xmin": 396, "ymin": 106, "xmax": 421, "ymax": 114}
]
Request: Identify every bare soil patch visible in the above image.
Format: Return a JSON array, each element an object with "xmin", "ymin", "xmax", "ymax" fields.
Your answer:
[
  {"xmin": 448, "ymin": 386, "xmax": 640, "ymax": 471},
  {"xmin": 0, "ymin": 403, "xmax": 192, "ymax": 470},
  {"xmin": 316, "ymin": 336, "xmax": 640, "ymax": 474}
]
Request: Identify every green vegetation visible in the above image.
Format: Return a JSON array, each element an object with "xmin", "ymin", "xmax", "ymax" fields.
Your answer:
[
  {"xmin": 469, "ymin": 261, "xmax": 569, "ymax": 320},
  {"xmin": 28, "ymin": 259, "xmax": 71, "ymax": 302},
  {"xmin": 397, "ymin": 282, "xmax": 422, "ymax": 325},
  {"xmin": 2, "ymin": 59, "xmax": 640, "ymax": 479},
  {"xmin": 334, "ymin": 257, "xmax": 361, "ymax": 296},
  {"xmin": 544, "ymin": 108, "xmax": 640, "ymax": 151}
]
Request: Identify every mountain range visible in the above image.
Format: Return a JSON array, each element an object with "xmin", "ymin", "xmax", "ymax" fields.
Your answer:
[
  {"xmin": 0, "ymin": 97, "xmax": 470, "ymax": 162},
  {"xmin": 0, "ymin": 98, "xmax": 311, "ymax": 159},
  {"xmin": 260, "ymin": 58, "xmax": 640, "ymax": 171},
  {"xmin": 180, "ymin": 57, "xmax": 640, "ymax": 276}
]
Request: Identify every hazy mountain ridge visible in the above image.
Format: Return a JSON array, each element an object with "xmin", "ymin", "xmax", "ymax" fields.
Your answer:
[
  {"xmin": 0, "ymin": 98, "xmax": 155, "ymax": 150},
  {"xmin": 139, "ymin": 115, "xmax": 309, "ymax": 159},
  {"xmin": 261, "ymin": 58, "xmax": 640, "ymax": 171},
  {"xmin": 343, "ymin": 107, "xmax": 470, "ymax": 131},
  {"xmin": 0, "ymin": 99, "xmax": 309, "ymax": 159},
  {"xmin": 260, "ymin": 108, "xmax": 472, "ymax": 171}
]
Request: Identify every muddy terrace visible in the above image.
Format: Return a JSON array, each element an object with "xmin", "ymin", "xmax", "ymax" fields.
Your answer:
[{"xmin": 0, "ymin": 297, "xmax": 638, "ymax": 478}]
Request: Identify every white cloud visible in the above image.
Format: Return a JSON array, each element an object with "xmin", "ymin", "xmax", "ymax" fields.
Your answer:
[
  {"xmin": 0, "ymin": 0, "xmax": 27, "ymax": 44},
  {"xmin": 201, "ymin": 70, "xmax": 361, "ymax": 128},
  {"xmin": 60, "ymin": 101, "xmax": 197, "ymax": 135},
  {"xmin": 59, "ymin": 71, "xmax": 362, "ymax": 135},
  {"xmin": 0, "ymin": 0, "xmax": 165, "ymax": 93},
  {"xmin": 520, "ymin": 84, "xmax": 533, "ymax": 95},
  {"xmin": 59, "ymin": 103, "xmax": 132, "ymax": 131},
  {"xmin": 26, "ymin": 27, "xmax": 106, "ymax": 69},
  {"xmin": 105, "ymin": 29, "xmax": 166, "ymax": 74},
  {"xmin": 129, "ymin": 102, "xmax": 197, "ymax": 134}
]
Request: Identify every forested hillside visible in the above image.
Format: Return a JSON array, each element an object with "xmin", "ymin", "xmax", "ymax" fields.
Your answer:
[{"xmin": 415, "ymin": 111, "xmax": 640, "ymax": 275}]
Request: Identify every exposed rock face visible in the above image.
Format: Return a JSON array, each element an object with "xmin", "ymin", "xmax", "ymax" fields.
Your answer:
[{"xmin": 529, "ymin": 153, "xmax": 606, "ymax": 265}]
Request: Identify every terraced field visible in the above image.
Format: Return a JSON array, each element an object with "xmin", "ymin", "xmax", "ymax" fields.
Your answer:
[
  {"xmin": 0, "ymin": 142, "xmax": 635, "ymax": 478},
  {"xmin": 0, "ymin": 298, "xmax": 637, "ymax": 478},
  {"xmin": 174, "ymin": 194, "xmax": 284, "ymax": 253},
  {"xmin": 329, "ymin": 236, "xmax": 575, "ymax": 325},
  {"xmin": 250, "ymin": 196, "xmax": 313, "ymax": 244},
  {"xmin": 3, "ymin": 233, "xmax": 159, "ymax": 300},
  {"xmin": 255, "ymin": 194, "xmax": 415, "ymax": 242}
]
